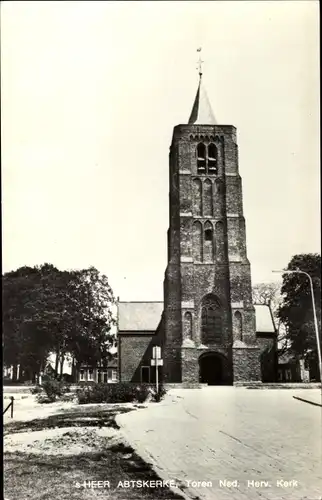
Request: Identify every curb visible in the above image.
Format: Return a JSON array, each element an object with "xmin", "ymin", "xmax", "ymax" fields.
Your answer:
[{"xmin": 293, "ymin": 396, "xmax": 322, "ymax": 408}]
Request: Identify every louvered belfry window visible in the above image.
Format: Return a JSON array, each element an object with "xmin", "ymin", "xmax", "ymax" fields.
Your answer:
[
  {"xmin": 197, "ymin": 143, "xmax": 206, "ymax": 172},
  {"xmin": 208, "ymin": 143, "xmax": 218, "ymax": 174},
  {"xmin": 197, "ymin": 143, "xmax": 218, "ymax": 175}
]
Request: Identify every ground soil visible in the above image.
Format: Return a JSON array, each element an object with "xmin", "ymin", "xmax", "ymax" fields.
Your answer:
[{"xmin": 4, "ymin": 394, "xmax": 184, "ymax": 500}]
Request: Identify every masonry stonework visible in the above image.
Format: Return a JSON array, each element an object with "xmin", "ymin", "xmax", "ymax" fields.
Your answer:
[
  {"xmin": 162, "ymin": 117, "xmax": 262, "ymax": 384},
  {"xmin": 117, "ymin": 76, "xmax": 276, "ymax": 385},
  {"xmin": 119, "ymin": 335, "xmax": 154, "ymax": 382},
  {"xmin": 119, "ymin": 332, "xmax": 164, "ymax": 382}
]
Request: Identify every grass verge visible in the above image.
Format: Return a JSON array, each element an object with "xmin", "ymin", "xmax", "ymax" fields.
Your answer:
[{"xmin": 4, "ymin": 405, "xmax": 184, "ymax": 500}]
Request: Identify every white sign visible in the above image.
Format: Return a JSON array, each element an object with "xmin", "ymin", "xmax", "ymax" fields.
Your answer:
[
  {"xmin": 151, "ymin": 359, "xmax": 163, "ymax": 366},
  {"xmin": 152, "ymin": 346, "xmax": 162, "ymax": 359}
]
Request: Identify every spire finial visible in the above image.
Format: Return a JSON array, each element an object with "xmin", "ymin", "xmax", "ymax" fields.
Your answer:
[
  {"xmin": 188, "ymin": 49, "xmax": 217, "ymax": 125},
  {"xmin": 196, "ymin": 47, "xmax": 203, "ymax": 77}
]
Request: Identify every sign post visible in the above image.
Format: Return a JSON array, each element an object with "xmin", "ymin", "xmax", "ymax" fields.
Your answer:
[{"xmin": 151, "ymin": 346, "xmax": 163, "ymax": 393}]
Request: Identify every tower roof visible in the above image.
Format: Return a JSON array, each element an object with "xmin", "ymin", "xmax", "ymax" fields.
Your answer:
[{"xmin": 188, "ymin": 74, "xmax": 217, "ymax": 125}]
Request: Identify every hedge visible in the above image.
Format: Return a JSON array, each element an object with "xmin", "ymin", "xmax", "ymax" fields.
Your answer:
[{"xmin": 76, "ymin": 382, "xmax": 166, "ymax": 404}]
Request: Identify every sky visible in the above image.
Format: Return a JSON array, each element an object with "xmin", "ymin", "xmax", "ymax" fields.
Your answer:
[{"xmin": 1, "ymin": 1, "xmax": 320, "ymax": 301}]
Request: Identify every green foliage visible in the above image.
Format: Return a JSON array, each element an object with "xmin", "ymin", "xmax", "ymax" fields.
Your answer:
[
  {"xmin": 277, "ymin": 254, "xmax": 321, "ymax": 364},
  {"xmin": 2, "ymin": 264, "xmax": 116, "ymax": 381},
  {"xmin": 31, "ymin": 385, "xmax": 43, "ymax": 395},
  {"xmin": 252, "ymin": 282, "xmax": 282, "ymax": 309},
  {"xmin": 151, "ymin": 384, "xmax": 167, "ymax": 402},
  {"xmin": 252, "ymin": 282, "xmax": 285, "ymax": 345},
  {"xmin": 66, "ymin": 267, "xmax": 116, "ymax": 365},
  {"xmin": 41, "ymin": 378, "xmax": 70, "ymax": 402},
  {"xmin": 76, "ymin": 383, "xmax": 156, "ymax": 404},
  {"xmin": 2, "ymin": 264, "xmax": 61, "ymax": 377}
]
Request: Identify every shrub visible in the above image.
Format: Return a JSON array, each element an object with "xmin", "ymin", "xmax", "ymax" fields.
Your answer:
[
  {"xmin": 61, "ymin": 393, "xmax": 77, "ymax": 402},
  {"xmin": 61, "ymin": 374, "xmax": 74, "ymax": 383},
  {"xmin": 76, "ymin": 383, "xmax": 154, "ymax": 405},
  {"xmin": 30, "ymin": 385, "xmax": 43, "ymax": 395},
  {"xmin": 151, "ymin": 384, "xmax": 167, "ymax": 402},
  {"xmin": 41, "ymin": 378, "xmax": 70, "ymax": 402}
]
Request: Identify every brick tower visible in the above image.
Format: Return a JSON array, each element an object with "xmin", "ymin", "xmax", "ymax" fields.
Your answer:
[{"xmin": 162, "ymin": 69, "xmax": 261, "ymax": 385}]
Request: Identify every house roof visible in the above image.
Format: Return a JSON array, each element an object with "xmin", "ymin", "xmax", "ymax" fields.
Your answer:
[
  {"xmin": 254, "ymin": 304, "xmax": 276, "ymax": 333},
  {"xmin": 118, "ymin": 302, "xmax": 275, "ymax": 334},
  {"xmin": 118, "ymin": 302, "xmax": 163, "ymax": 332},
  {"xmin": 79, "ymin": 359, "xmax": 118, "ymax": 368}
]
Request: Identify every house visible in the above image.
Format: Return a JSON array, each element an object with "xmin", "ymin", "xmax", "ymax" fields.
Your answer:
[
  {"xmin": 77, "ymin": 358, "xmax": 118, "ymax": 384},
  {"xmin": 278, "ymin": 354, "xmax": 311, "ymax": 383},
  {"xmin": 254, "ymin": 304, "xmax": 278, "ymax": 382}
]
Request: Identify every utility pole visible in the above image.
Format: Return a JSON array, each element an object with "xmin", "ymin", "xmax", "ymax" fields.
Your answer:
[{"xmin": 151, "ymin": 346, "xmax": 163, "ymax": 393}]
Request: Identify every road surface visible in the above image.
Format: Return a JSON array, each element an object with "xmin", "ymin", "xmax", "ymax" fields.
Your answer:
[{"xmin": 117, "ymin": 387, "xmax": 322, "ymax": 500}]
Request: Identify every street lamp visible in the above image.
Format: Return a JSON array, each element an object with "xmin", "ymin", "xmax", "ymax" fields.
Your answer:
[{"xmin": 272, "ymin": 269, "xmax": 322, "ymax": 387}]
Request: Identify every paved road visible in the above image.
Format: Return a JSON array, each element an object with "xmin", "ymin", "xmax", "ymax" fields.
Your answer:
[{"xmin": 117, "ymin": 387, "xmax": 322, "ymax": 500}]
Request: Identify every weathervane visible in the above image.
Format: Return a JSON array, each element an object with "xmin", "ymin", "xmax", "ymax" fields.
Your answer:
[{"xmin": 196, "ymin": 47, "xmax": 204, "ymax": 77}]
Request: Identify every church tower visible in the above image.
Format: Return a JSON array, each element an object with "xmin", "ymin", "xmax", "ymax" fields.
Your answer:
[{"xmin": 162, "ymin": 66, "xmax": 261, "ymax": 385}]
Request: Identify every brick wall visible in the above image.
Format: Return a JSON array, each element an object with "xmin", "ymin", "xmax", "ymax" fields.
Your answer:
[
  {"xmin": 163, "ymin": 346, "xmax": 182, "ymax": 382},
  {"xmin": 232, "ymin": 347, "xmax": 261, "ymax": 382},
  {"xmin": 119, "ymin": 333, "xmax": 155, "ymax": 382},
  {"xmin": 257, "ymin": 336, "xmax": 278, "ymax": 382},
  {"xmin": 181, "ymin": 347, "xmax": 233, "ymax": 384},
  {"xmin": 117, "ymin": 118, "xmax": 270, "ymax": 386},
  {"xmin": 162, "ymin": 123, "xmax": 261, "ymax": 384}
]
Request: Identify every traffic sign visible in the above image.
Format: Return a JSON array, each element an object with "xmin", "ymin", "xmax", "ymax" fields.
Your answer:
[
  {"xmin": 152, "ymin": 346, "xmax": 161, "ymax": 359},
  {"xmin": 151, "ymin": 359, "xmax": 163, "ymax": 366},
  {"xmin": 151, "ymin": 345, "xmax": 162, "ymax": 392}
]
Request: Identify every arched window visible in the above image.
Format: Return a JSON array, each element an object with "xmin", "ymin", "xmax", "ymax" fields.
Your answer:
[
  {"xmin": 204, "ymin": 221, "xmax": 214, "ymax": 262},
  {"xmin": 208, "ymin": 143, "xmax": 218, "ymax": 175},
  {"xmin": 234, "ymin": 311, "xmax": 243, "ymax": 341},
  {"xmin": 192, "ymin": 178, "xmax": 202, "ymax": 215},
  {"xmin": 197, "ymin": 143, "xmax": 206, "ymax": 173},
  {"xmin": 184, "ymin": 312, "xmax": 193, "ymax": 340},
  {"xmin": 215, "ymin": 221, "xmax": 225, "ymax": 261},
  {"xmin": 203, "ymin": 179, "xmax": 213, "ymax": 216},
  {"xmin": 204, "ymin": 222, "xmax": 213, "ymax": 241},
  {"xmin": 192, "ymin": 221, "xmax": 203, "ymax": 262},
  {"xmin": 201, "ymin": 295, "xmax": 222, "ymax": 344}
]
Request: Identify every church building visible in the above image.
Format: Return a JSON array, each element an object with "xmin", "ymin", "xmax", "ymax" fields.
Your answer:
[{"xmin": 118, "ymin": 69, "xmax": 277, "ymax": 386}]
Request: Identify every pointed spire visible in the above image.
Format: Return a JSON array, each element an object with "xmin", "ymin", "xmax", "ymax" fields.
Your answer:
[{"xmin": 188, "ymin": 48, "xmax": 217, "ymax": 125}]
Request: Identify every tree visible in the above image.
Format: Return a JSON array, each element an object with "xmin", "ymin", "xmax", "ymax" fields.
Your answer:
[
  {"xmin": 67, "ymin": 267, "xmax": 116, "ymax": 367},
  {"xmin": 2, "ymin": 264, "xmax": 116, "ymax": 381},
  {"xmin": 277, "ymin": 254, "xmax": 321, "ymax": 371},
  {"xmin": 252, "ymin": 282, "xmax": 287, "ymax": 350},
  {"xmin": 252, "ymin": 282, "xmax": 282, "ymax": 309},
  {"xmin": 2, "ymin": 264, "xmax": 61, "ymax": 380}
]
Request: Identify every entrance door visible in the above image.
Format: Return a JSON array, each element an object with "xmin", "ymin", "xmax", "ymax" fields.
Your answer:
[{"xmin": 199, "ymin": 354, "xmax": 224, "ymax": 385}]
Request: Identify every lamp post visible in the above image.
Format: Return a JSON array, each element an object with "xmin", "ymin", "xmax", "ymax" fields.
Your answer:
[{"xmin": 272, "ymin": 269, "xmax": 322, "ymax": 389}]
